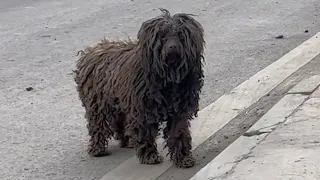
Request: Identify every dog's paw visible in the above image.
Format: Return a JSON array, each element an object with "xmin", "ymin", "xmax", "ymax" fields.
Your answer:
[
  {"xmin": 174, "ymin": 155, "xmax": 196, "ymax": 168},
  {"xmin": 120, "ymin": 137, "xmax": 134, "ymax": 149},
  {"xmin": 140, "ymin": 152, "xmax": 164, "ymax": 165},
  {"xmin": 88, "ymin": 147, "xmax": 111, "ymax": 157}
]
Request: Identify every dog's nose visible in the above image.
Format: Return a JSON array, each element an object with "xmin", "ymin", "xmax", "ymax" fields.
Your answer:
[{"xmin": 169, "ymin": 44, "xmax": 177, "ymax": 49}]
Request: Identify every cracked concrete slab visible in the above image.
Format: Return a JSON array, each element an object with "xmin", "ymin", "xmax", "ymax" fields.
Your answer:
[
  {"xmin": 189, "ymin": 75, "xmax": 320, "ymax": 180},
  {"xmin": 310, "ymin": 85, "xmax": 320, "ymax": 98},
  {"xmin": 218, "ymin": 97, "xmax": 320, "ymax": 180},
  {"xmin": 288, "ymin": 75, "xmax": 320, "ymax": 94},
  {"xmin": 189, "ymin": 93, "xmax": 308, "ymax": 180}
]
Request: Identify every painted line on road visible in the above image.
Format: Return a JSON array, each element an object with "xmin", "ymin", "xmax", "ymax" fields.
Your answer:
[
  {"xmin": 99, "ymin": 32, "xmax": 320, "ymax": 180},
  {"xmin": 190, "ymin": 75, "xmax": 320, "ymax": 180},
  {"xmin": 190, "ymin": 88, "xmax": 309, "ymax": 179}
]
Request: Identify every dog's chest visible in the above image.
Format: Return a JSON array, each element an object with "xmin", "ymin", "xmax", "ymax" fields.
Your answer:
[
  {"xmin": 160, "ymin": 83, "xmax": 182, "ymax": 103},
  {"xmin": 146, "ymin": 82, "xmax": 189, "ymax": 122}
]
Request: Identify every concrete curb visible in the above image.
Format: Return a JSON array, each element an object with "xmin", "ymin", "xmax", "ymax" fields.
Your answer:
[{"xmin": 190, "ymin": 74, "xmax": 320, "ymax": 179}]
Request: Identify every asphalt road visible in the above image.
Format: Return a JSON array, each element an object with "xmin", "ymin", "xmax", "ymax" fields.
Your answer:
[{"xmin": 0, "ymin": 0, "xmax": 319, "ymax": 180}]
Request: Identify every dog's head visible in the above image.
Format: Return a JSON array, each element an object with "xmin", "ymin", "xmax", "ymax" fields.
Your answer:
[{"xmin": 138, "ymin": 8, "xmax": 205, "ymax": 83}]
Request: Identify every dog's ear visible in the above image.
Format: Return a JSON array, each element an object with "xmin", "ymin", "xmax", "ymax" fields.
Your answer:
[
  {"xmin": 137, "ymin": 18, "xmax": 158, "ymax": 46},
  {"xmin": 137, "ymin": 14, "xmax": 167, "ymax": 56},
  {"xmin": 137, "ymin": 8, "xmax": 171, "ymax": 45},
  {"xmin": 137, "ymin": 17, "xmax": 164, "ymax": 73}
]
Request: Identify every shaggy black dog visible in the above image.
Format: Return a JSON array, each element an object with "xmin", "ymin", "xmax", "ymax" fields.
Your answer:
[{"xmin": 74, "ymin": 8, "xmax": 205, "ymax": 168}]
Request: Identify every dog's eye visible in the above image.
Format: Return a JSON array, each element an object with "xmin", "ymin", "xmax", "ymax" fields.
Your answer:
[
  {"xmin": 161, "ymin": 30, "xmax": 169, "ymax": 37},
  {"xmin": 160, "ymin": 32, "xmax": 166, "ymax": 38}
]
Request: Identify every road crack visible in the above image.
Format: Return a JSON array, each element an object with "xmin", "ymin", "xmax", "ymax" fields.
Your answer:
[{"xmin": 287, "ymin": 91, "xmax": 313, "ymax": 95}]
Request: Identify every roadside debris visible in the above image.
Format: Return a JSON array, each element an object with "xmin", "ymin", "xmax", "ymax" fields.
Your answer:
[
  {"xmin": 26, "ymin": 87, "xmax": 34, "ymax": 91},
  {"xmin": 275, "ymin": 35, "xmax": 284, "ymax": 39}
]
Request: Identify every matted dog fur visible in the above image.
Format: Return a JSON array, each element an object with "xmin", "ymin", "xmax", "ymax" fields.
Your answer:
[{"xmin": 74, "ymin": 8, "xmax": 205, "ymax": 168}]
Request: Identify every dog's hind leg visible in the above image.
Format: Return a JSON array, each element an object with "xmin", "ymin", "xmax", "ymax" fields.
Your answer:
[
  {"xmin": 111, "ymin": 112, "xmax": 133, "ymax": 148},
  {"xmin": 86, "ymin": 108, "xmax": 113, "ymax": 157},
  {"xmin": 127, "ymin": 118, "xmax": 163, "ymax": 165},
  {"xmin": 163, "ymin": 116, "xmax": 196, "ymax": 168}
]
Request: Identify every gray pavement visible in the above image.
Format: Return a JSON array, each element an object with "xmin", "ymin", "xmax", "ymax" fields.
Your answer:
[{"xmin": 0, "ymin": 0, "xmax": 319, "ymax": 180}]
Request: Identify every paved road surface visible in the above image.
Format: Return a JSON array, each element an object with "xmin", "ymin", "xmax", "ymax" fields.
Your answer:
[{"xmin": 0, "ymin": 0, "xmax": 319, "ymax": 180}]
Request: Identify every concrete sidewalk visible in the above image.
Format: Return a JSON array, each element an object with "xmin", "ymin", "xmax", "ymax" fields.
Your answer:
[{"xmin": 190, "ymin": 75, "xmax": 320, "ymax": 180}]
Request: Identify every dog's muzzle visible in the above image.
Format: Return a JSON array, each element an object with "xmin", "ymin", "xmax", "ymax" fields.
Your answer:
[{"xmin": 165, "ymin": 52, "xmax": 181, "ymax": 65}]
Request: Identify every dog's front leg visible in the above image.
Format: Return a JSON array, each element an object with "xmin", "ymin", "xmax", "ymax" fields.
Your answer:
[
  {"xmin": 164, "ymin": 116, "xmax": 196, "ymax": 168},
  {"xmin": 128, "ymin": 118, "xmax": 163, "ymax": 165},
  {"xmin": 86, "ymin": 110, "xmax": 112, "ymax": 157}
]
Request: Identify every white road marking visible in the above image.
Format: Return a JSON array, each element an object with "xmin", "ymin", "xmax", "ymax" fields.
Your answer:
[
  {"xmin": 190, "ymin": 81, "xmax": 313, "ymax": 179},
  {"xmin": 99, "ymin": 32, "xmax": 320, "ymax": 180},
  {"xmin": 190, "ymin": 76, "xmax": 320, "ymax": 180}
]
